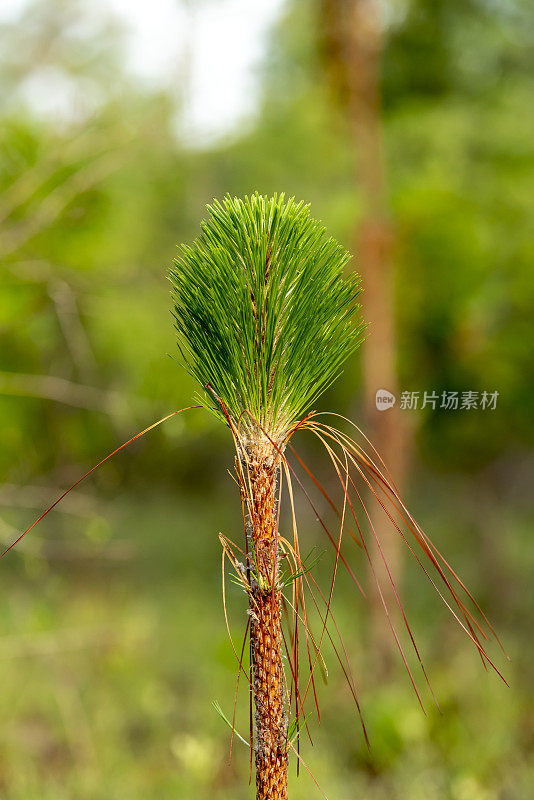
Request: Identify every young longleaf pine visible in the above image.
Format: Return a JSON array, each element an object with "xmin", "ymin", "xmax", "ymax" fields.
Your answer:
[
  {"xmin": 4, "ymin": 193, "xmax": 506, "ymax": 800},
  {"xmin": 171, "ymin": 194, "xmax": 364, "ymax": 797},
  {"xmin": 169, "ymin": 193, "xmax": 506, "ymax": 799}
]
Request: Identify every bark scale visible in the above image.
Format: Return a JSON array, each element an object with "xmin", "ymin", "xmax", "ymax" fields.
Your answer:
[{"xmin": 242, "ymin": 437, "xmax": 288, "ymax": 800}]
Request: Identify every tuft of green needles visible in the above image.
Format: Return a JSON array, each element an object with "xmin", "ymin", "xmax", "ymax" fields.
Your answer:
[{"xmin": 170, "ymin": 193, "xmax": 364, "ymax": 440}]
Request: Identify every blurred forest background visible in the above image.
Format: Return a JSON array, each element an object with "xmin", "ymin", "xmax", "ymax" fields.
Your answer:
[{"xmin": 0, "ymin": 0, "xmax": 533, "ymax": 798}]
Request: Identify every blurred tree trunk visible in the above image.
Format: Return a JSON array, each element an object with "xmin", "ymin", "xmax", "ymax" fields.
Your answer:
[{"xmin": 321, "ymin": 0, "xmax": 407, "ymax": 675}]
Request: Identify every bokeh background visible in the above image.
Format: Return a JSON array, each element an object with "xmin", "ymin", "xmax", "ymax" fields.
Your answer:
[{"xmin": 1, "ymin": 1, "xmax": 533, "ymax": 798}]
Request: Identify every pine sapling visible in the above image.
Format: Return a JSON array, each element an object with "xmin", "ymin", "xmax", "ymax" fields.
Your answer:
[
  {"xmin": 170, "ymin": 193, "xmax": 366, "ymax": 797},
  {"xmin": 3, "ymin": 192, "xmax": 508, "ymax": 800},
  {"xmin": 169, "ymin": 193, "xmax": 507, "ymax": 797}
]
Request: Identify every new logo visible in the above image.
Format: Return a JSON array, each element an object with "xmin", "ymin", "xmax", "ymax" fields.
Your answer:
[{"xmin": 375, "ymin": 388, "xmax": 396, "ymax": 411}]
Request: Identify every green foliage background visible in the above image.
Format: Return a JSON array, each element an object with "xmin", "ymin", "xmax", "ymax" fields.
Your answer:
[{"xmin": 0, "ymin": 1, "xmax": 532, "ymax": 798}]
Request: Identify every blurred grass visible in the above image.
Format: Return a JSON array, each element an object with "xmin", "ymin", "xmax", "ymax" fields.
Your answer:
[{"xmin": 0, "ymin": 478, "xmax": 531, "ymax": 799}]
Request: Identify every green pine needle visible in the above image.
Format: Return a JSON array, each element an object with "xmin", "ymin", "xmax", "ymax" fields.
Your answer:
[{"xmin": 170, "ymin": 193, "xmax": 365, "ymax": 440}]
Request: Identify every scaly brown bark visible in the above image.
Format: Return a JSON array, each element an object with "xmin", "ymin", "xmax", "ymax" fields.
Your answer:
[{"xmin": 242, "ymin": 436, "xmax": 288, "ymax": 799}]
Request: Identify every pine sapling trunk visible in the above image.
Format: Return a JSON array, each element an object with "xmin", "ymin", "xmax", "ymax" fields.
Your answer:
[{"xmin": 244, "ymin": 437, "xmax": 288, "ymax": 800}]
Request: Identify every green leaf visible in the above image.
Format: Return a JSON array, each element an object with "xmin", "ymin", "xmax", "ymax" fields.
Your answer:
[
  {"xmin": 212, "ymin": 701, "xmax": 250, "ymax": 747},
  {"xmin": 170, "ymin": 192, "xmax": 365, "ymax": 440}
]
